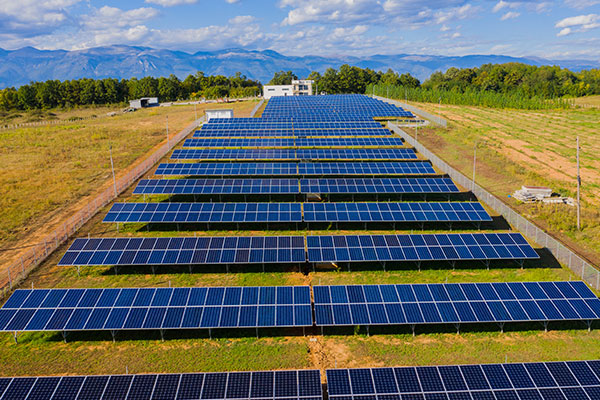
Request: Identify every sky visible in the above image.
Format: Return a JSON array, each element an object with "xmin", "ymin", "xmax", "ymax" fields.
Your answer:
[{"xmin": 0, "ymin": 0, "xmax": 599, "ymax": 60}]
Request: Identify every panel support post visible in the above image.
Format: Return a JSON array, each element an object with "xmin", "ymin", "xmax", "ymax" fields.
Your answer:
[
  {"xmin": 160, "ymin": 329, "xmax": 164, "ymax": 342},
  {"xmin": 543, "ymin": 322, "xmax": 548, "ymax": 333},
  {"xmin": 209, "ymin": 328, "xmax": 212, "ymax": 339},
  {"xmin": 411, "ymin": 324, "xmax": 416, "ymax": 337},
  {"xmin": 499, "ymin": 323, "xmax": 505, "ymax": 334},
  {"xmin": 586, "ymin": 320, "xmax": 592, "ymax": 332},
  {"xmin": 13, "ymin": 332, "xmax": 18, "ymax": 344},
  {"xmin": 226, "ymin": 264, "xmax": 230, "ymax": 273},
  {"xmin": 366, "ymin": 325, "xmax": 370, "ymax": 337},
  {"xmin": 76, "ymin": 266, "xmax": 80, "ymax": 277},
  {"xmin": 256, "ymin": 328, "xmax": 259, "ymax": 339},
  {"xmin": 111, "ymin": 330, "xmax": 116, "ymax": 343},
  {"xmin": 455, "ymin": 324, "xmax": 460, "ymax": 334},
  {"xmin": 62, "ymin": 331, "xmax": 68, "ymax": 343}
]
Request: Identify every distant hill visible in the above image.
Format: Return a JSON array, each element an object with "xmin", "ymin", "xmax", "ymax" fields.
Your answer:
[{"xmin": 0, "ymin": 45, "xmax": 597, "ymax": 88}]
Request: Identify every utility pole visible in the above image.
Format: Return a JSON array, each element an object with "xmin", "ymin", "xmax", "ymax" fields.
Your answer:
[
  {"xmin": 387, "ymin": 85, "xmax": 389, "ymax": 98},
  {"xmin": 194, "ymin": 103, "xmax": 197, "ymax": 120},
  {"xmin": 166, "ymin": 115, "xmax": 169, "ymax": 148},
  {"xmin": 415, "ymin": 125, "xmax": 418, "ymax": 142},
  {"xmin": 109, "ymin": 145, "xmax": 117, "ymax": 197},
  {"xmin": 577, "ymin": 136, "xmax": 581, "ymax": 231}
]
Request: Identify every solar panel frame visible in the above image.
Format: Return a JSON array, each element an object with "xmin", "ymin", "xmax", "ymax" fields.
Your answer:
[
  {"xmin": 0, "ymin": 286, "xmax": 313, "ymax": 331},
  {"xmin": 0, "ymin": 370, "xmax": 322, "ymax": 400},
  {"xmin": 170, "ymin": 149, "xmax": 417, "ymax": 161},
  {"xmin": 57, "ymin": 236, "xmax": 307, "ymax": 266},
  {"xmin": 326, "ymin": 361, "xmax": 600, "ymax": 399}
]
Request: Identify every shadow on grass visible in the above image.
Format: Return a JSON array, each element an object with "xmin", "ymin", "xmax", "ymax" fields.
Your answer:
[{"xmin": 10, "ymin": 319, "xmax": 596, "ymax": 344}]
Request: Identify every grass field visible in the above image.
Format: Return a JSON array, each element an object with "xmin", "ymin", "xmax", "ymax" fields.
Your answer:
[
  {"xmin": 573, "ymin": 95, "xmax": 600, "ymax": 108},
  {"xmin": 0, "ymin": 101, "xmax": 258, "ymax": 270},
  {"xmin": 1, "ymin": 98, "xmax": 599, "ymax": 379},
  {"xmin": 405, "ymin": 102, "xmax": 600, "ymax": 265}
]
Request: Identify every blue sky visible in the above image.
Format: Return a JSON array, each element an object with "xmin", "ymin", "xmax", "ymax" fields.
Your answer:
[{"xmin": 0, "ymin": 0, "xmax": 599, "ymax": 59}]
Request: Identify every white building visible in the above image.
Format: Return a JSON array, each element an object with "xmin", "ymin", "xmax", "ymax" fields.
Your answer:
[
  {"xmin": 205, "ymin": 109, "xmax": 234, "ymax": 121},
  {"xmin": 263, "ymin": 79, "xmax": 314, "ymax": 99},
  {"xmin": 263, "ymin": 85, "xmax": 293, "ymax": 99},
  {"xmin": 129, "ymin": 97, "xmax": 159, "ymax": 109}
]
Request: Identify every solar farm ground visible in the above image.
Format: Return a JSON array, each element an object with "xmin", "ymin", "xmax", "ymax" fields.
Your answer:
[
  {"xmin": 0, "ymin": 101, "xmax": 259, "ymax": 273},
  {"xmin": 406, "ymin": 102, "xmax": 600, "ymax": 266},
  {"xmin": 3, "ymin": 115, "xmax": 600, "ymax": 378}
]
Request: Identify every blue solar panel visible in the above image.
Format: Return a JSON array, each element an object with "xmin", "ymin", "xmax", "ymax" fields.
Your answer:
[
  {"xmin": 104, "ymin": 203, "xmax": 303, "ymax": 224},
  {"xmin": 327, "ymin": 361, "xmax": 600, "ymax": 399},
  {"xmin": 133, "ymin": 178, "xmax": 456, "ymax": 195},
  {"xmin": 303, "ymin": 202, "xmax": 491, "ymax": 222},
  {"xmin": 0, "ymin": 370, "xmax": 322, "ymax": 400},
  {"xmin": 193, "ymin": 128, "xmax": 391, "ymax": 137},
  {"xmin": 57, "ymin": 236, "xmax": 306, "ymax": 266},
  {"xmin": 313, "ymin": 282, "xmax": 597, "ymax": 326},
  {"xmin": 182, "ymin": 138, "xmax": 404, "ymax": 148},
  {"xmin": 0, "ymin": 287, "xmax": 313, "ymax": 332},
  {"xmin": 133, "ymin": 179, "xmax": 299, "ymax": 195},
  {"xmin": 306, "ymin": 233, "xmax": 539, "ymax": 263},
  {"xmin": 170, "ymin": 149, "xmax": 417, "ymax": 160},
  {"xmin": 300, "ymin": 178, "xmax": 458, "ymax": 194},
  {"xmin": 154, "ymin": 162, "xmax": 435, "ymax": 176},
  {"xmin": 103, "ymin": 202, "xmax": 489, "ymax": 224}
]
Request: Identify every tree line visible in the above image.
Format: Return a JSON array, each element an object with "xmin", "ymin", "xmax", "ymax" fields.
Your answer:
[
  {"xmin": 0, "ymin": 72, "xmax": 261, "ymax": 110},
  {"xmin": 268, "ymin": 66, "xmax": 421, "ymax": 94}
]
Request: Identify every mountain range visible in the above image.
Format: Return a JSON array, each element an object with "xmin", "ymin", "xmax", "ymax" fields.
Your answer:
[{"xmin": 0, "ymin": 45, "xmax": 598, "ymax": 88}]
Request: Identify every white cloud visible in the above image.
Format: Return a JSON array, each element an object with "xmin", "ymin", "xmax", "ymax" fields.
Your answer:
[
  {"xmin": 555, "ymin": 13, "xmax": 600, "ymax": 35},
  {"xmin": 492, "ymin": 1, "xmax": 510, "ymax": 13},
  {"xmin": 145, "ymin": 0, "xmax": 197, "ymax": 6},
  {"xmin": 564, "ymin": 0, "xmax": 600, "ymax": 9},
  {"xmin": 0, "ymin": 0, "xmax": 82, "ymax": 35},
  {"xmin": 501, "ymin": 11, "xmax": 520, "ymax": 20},
  {"xmin": 225, "ymin": 0, "xmax": 241, "ymax": 3}
]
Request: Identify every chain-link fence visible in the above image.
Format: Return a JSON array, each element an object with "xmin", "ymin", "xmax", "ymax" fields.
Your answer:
[
  {"xmin": 0, "ymin": 117, "xmax": 205, "ymax": 298},
  {"xmin": 250, "ymin": 99, "xmax": 265, "ymax": 117},
  {"xmin": 389, "ymin": 122, "xmax": 600, "ymax": 290},
  {"xmin": 375, "ymin": 95, "xmax": 447, "ymax": 127}
]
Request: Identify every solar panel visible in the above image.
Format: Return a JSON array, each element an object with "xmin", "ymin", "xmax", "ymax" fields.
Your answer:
[
  {"xmin": 133, "ymin": 179, "xmax": 300, "ymax": 195},
  {"xmin": 327, "ymin": 361, "xmax": 600, "ymax": 399},
  {"xmin": 57, "ymin": 236, "xmax": 306, "ymax": 266},
  {"xmin": 306, "ymin": 233, "xmax": 539, "ymax": 263},
  {"xmin": 182, "ymin": 138, "xmax": 404, "ymax": 148},
  {"xmin": 104, "ymin": 203, "xmax": 303, "ymax": 223},
  {"xmin": 300, "ymin": 178, "xmax": 459, "ymax": 194},
  {"xmin": 103, "ymin": 202, "xmax": 489, "ymax": 224},
  {"xmin": 303, "ymin": 202, "xmax": 491, "ymax": 223},
  {"xmin": 0, "ymin": 370, "xmax": 322, "ymax": 400},
  {"xmin": 313, "ymin": 281, "xmax": 598, "ymax": 327},
  {"xmin": 0, "ymin": 286, "xmax": 313, "ymax": 332},
  {"xmin": 170, "ymin": 149, "xmax": 417, "ymax": 160},
  {"xmin": 193, "ymin": 129, "xmax": 391, "ymax": 137},
  {"xmin": 155, "ymin": 163, "xmax": 299, "ymax": 176},
  {"xmin": 154, "ymin": 162, "xmax": 435, "ymax": 176},
  {"xmin": 133, "ymin": 178, "xmax": 457, "ymax": 195}
]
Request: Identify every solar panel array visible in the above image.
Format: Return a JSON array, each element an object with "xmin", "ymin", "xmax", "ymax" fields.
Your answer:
[
  {"xmin": 306, "ymin": 233, "xmax": 539, "ymax": 263},
  {"xmin": 303, "ymin": 202, "xmax": 491, "ymax": 223},
  {"xmin": 200, "ymin": 121, "xmax": 383, "ymax": 130},
  {"xmin": 182, "ymin": 137, "xmax": 405, "ymax": 148},
  {"xmin": 57, "ymin": 236, "xmax": 306, "ymax": 266},
  {"xmin": 313, "ymin": 282, "xmax": 600, "ymax": 326},
  {"xmin": 133, "ymin": 178, "xmax": 458, "ymax": 195},
  {"xmin": 103, "ymin": 202, "xmax": 491, "ymax": 224},
  {"xmin": 0, "ymin": 370, "xmax": 322, "ymax": 400},
  {"xmin": 0, "ymin": 286, "xmax": 313, "ymax": 332},
  {"xmin": 56, "ymin": 233, "xmax": 537, "ymax": 267},
  {"xmin": 154, "ymin": 162, "xmax": 436, "ymax": 176},
  {"xmin": 326, "ymin": 362, "xmax": 600, "ymax": 400},
  {"xmin": 170, "ymin": 149, "xmax": 417, "ymax": 160},
  {"xmin": 193, "ymin": 129, "xmax": 392, "ymax": 137}
]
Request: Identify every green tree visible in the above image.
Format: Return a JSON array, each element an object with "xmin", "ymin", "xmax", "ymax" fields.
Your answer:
[{"xmin": 268, "ymin": 71, "xmax": 297, "ymax": 85}]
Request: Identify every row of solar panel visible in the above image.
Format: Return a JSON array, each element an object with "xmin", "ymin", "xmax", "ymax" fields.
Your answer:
[
  {"xmin": 0, "ymin": 370, "xmax": 322, "ymax": 400},
  {"xmin": 133, "ymin": 178, "xmax": 458, "ymax": 195},
  {"xmin": 154, "ymin": 162, "xmax": 436, "ymax": 176},
  {"xmin": 208, "ymin": 115, "xmax": 375, "ymax": 122},
  {"xmin": 1, "ymin": 282, "xmax": 595, "ymax": 333},
  {"xmin": 193, "ymin": 129, "xmax": 392, "ymax": 138},
  {"xmin": 327, "ymin": 362, "xmax": 600, "ymax": 398},
  {"xmin": 103, "ymin": 202, "xmax": 491, "ymax": 224},
  {"xmin": 171, "ymin": 149, "xmax": 417, "ymax": 160},
  {"xmin": 4, "ymin": 361, "xmax": 600, "ymax": 400},
  {"xmin": 56, "ymin": 233, "xmax": 538, "ymax": 267},
  {"xmin": 199, "ymin": 122, "xmax": 383, "ymax": 129},
  {"xmin": 313, "ymin": 282, "xmax": 600, "ymax": 326},
  {"xmin": 183, "ymin": 138, "xmax": 404, "ymax": 148}
]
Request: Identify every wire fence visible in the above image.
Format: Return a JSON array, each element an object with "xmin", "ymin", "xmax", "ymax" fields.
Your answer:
[
  {"xmin": 250, "ymin": 99, "xmax": 265, "ymax": 117},
  {"xmin": 0, "ymin": 116, "xmax": 205, "ymax": 298},
  {"xmin": 389, "ymin": 122, "xmax": 600, "ymax": 290},
  {"xmin": 375, "ymin": 95, "xmax": 447, "ymax": 127},
  {"xmin": 0, "ymin": 115, "xmax": 100, "ymax": 131}
]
